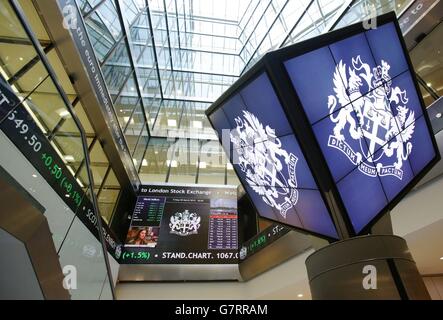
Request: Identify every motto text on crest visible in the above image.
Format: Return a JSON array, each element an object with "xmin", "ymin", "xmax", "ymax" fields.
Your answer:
[
  {"xmin": 230, "ymin": 110, "xmax": 298, "ymax": 218},
  {"xmin": 327, "ymin": 55, "xmax": 415, "ymax": 180}
]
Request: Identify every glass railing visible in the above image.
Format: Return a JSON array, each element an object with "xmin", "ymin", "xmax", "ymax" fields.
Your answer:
[{"xmin": 0, "ymin": 0, "xmax": 115, "ymax": 299}]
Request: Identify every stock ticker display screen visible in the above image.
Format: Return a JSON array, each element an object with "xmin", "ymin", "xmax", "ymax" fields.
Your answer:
[
  {"xmin": 284, "ymin": 22, "xmax": 436, "ymax": 233},
  {"xmin": 208, "ymin": 72, "xmax": 338, "ymax": 239},
  {"xmin": 121, "ymin": 185, "xmax": 239, "ymax": 264}
]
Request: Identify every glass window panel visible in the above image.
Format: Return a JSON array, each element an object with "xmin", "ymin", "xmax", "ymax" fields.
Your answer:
[
  {"xmin": 0, "ymin": 43, "xmax": 39, "ymax": 80},
  {"xmin": 48, "ymin": 137, "xmax": 84, "ymax": 181},
  {"xmin": 334, "ymin": 0, "xmax": 396, "ymax": 30},
  {"xmin": 121, "ymin": 0, "xmax": 139, "ymax": 25},
  {"xmin": 410, "ymin": 22, "xmax": 443, "ymax": 100},
  {"xmin": 198, "ymin": 140, "xmax": 226, "ymax": 185},
  {"xmin": 47, "ymin": 50, "xmax": 77, "ymax": 96},
  {"xmin": 227, "ymin": 166, "xmax": 240, "ymax": 186},
  {"xmin": 85, "ymin": 22, "xmax": 114, "ymax": 62},
  {"xmin": 101, "ymin": 38, "xmax": 132, "ymax": 100},
  {"xmin": 24, "ymin": 77, "xmax": 69, "ymax": 133},
  {"xmin": 117, "ymin": 72, "xmax": 138, "ymax": 101},
  {"xmin": 0, "ymin": 1, "xmax": 28, "ymax": 39},
  {"xmin": 98, "ymin": 168, "xmax": 120, "ymax": 224},
  {"xmin": 12, "ymin": 62, "xmax": 49, "ymax": 100},
  {"xmin": 102, "ymin": 65, "xmax": 131, "ymax": 101},
  {"xmin": 132, "ymin": 125, "xmax": 148, "ymax": 171},
  {"xmin": 115, "ymin": 96, "xmax": 139, "ymax": 129},
  {"xmin": 139, "ymin": 138, "xmax": 173, "ymax": 183},
  {"xmin": 89, "ymin": 141, "xmax": 109, "ymax": 187},
  {"xmin": 168, "ymin": 139, "xmax": 198, "ymax": 183},
  {"xmin": 18, "ymin": 0, "xmax": 50, "ymax": 41},
  {"xmin": 89, "ymin": 164, "xmax": 108, "ymax": 189},
  {"xmin": 93, "ymin": 0, "xmax": 122, "ymax": 40}
]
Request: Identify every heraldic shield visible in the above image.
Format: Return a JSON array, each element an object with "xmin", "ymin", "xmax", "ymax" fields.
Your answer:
[{"xmin": 206, "ymin": 12, "xmax": 439, "ymax": 239}]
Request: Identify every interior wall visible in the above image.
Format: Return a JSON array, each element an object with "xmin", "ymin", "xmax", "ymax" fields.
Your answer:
[
  {"xmin": 423, "ymin": 276, "xmax": 443, "ymax": 300},
  {"xmin": 116, "ymin": 249, "xmax": 313, "ymax": 300},
  {"xmin": 391, "ymin": 174, "xmax": 443, "ymax": 237},
  {"xmin": 0, "ymin": 131, "xmax": 113, "ymax": 299},
  {"xmin": 0, "ymin": 228, "xmax": 44, "ymax": 300}
]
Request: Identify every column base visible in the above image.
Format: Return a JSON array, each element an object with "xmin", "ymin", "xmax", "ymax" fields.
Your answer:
[{"xmin": 305, "ymin": 235, "xmax": 430, "ymax": 300}]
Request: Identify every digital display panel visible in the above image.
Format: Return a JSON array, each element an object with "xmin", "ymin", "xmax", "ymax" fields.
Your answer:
[
  {"xmin": 207, "ymin": 13, "xmax": 439, "ymax": 238},
  {"xmin": 0, "ymin": 75, "xmax": 121, "ymax": 258},
  {"xmin": 239, "ymin": 224, "xmax": 290, "ymax": 261},
  {"xmin": 284, "ymin": 21, "xmax": 437, "ymax": 233},
  {"xmin": 208, "ymin": 73, "xmax": 338, "ymax": 239},
  {"xmin": 121, "ymin": 184, "xmax": 239, "ymax": 264}
]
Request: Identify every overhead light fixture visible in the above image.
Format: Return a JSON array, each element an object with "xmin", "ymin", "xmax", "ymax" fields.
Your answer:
[
  {"xmin": 199, "ymin": 161, "xmax": 207, "ymax": 169},
  {"xmin": 19, "ymin": 57, "xmax": 23, "ymax": 61},
  {"xmin": 436, "ymin": 113, "xmax": 442, "ymax": 119},
  {"xmin": 124, "ymin": 116, "xmax": 130, "ymax": 123},
  {"xmin": 58, "ymin": 109, "xmax": 70, "ymax": 118},
  {"xmin": 154, "ymin": 151, "xmax": 159, "ymax": 155},
  {"xmin": 167, "ymin": 160, "xmax": 178, "ymax": 167},
  {"xmin": 440, "ymin": 257, "xmax": 443, "ymax": 260},
  {"xmin": 427, "ymin": 83, "xmax": 432, "ymax": 87},
  {"xmin": 297, "ymin": 294, "xmax": 304, "ymax": 298},
  {"xmin": 130, "ymin": 87, "xmax": 135, "ymax": 91},
  {"xmin": 142, "ymin": 159, "xmax": 148, "ymax": 166},
  {"xmin": 32, "ymin": 174, "xmax": 37, "ymax": 178},
  {"xmin": 64, "ymin": 155, "xmax": 75, "ymax": 162},
  {"xmin": 58, "ymin": 109, "xmax": 71, "ymax": 118},
  {"xmin": 76, "ymin": 178, "xmax": 84, "ymax": 188},
  {"xmin": 193, "ymin": 120, "xmax": 203, "ymax": 129},
  {"xmin": 167, "ymin": 119, "xmax": 177, "ymax": 127}
]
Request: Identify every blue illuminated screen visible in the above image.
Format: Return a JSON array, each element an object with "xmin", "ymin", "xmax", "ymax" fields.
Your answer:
[
  {"xmin": 284, "ymin": 22, "xmax": 436, "ymax": 233},
  {"xmin": 209, "ymin": 72, "xmax": 338, "ymax": 239}
]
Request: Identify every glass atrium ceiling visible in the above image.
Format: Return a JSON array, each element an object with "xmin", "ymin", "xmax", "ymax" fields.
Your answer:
[
  {"xmin": 76, "ymin": 0, "xmax": 412, "ymax": 184},
  {"xmin": 2, "ymin": 0, "xmax": 438, "ymax": 222},
  {"xmin": 82, "ymin": 0, "xmax": 346, "ymax": 138}
]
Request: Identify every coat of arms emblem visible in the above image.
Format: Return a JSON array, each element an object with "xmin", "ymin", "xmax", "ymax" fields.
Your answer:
[
  {"xmin": 115, "ymin": 245, "xmax": 122, "ymax": 259},
  {"xmin": 327, "ymin": 55, "xmax": 415, "ymax": 180},
  {"xmin": 239, "ymin": 246, "xmax": 247, "ymax": 260},
  {"xmin": 230, "ymin": 110, "xmax": 298, "ymax": 218},
  {"xmin": 169, "ymin": 210, "xmax": 201, "ymax": 236}
]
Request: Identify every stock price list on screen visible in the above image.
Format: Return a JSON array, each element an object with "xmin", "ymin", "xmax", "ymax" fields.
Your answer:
[
  {"xmin": 131, "ymin": 196, "xmax": 165, "ymax": 227},
  {"xmin": 208, "ymin": 210, "xmax": 238, "ymax": 249}
]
